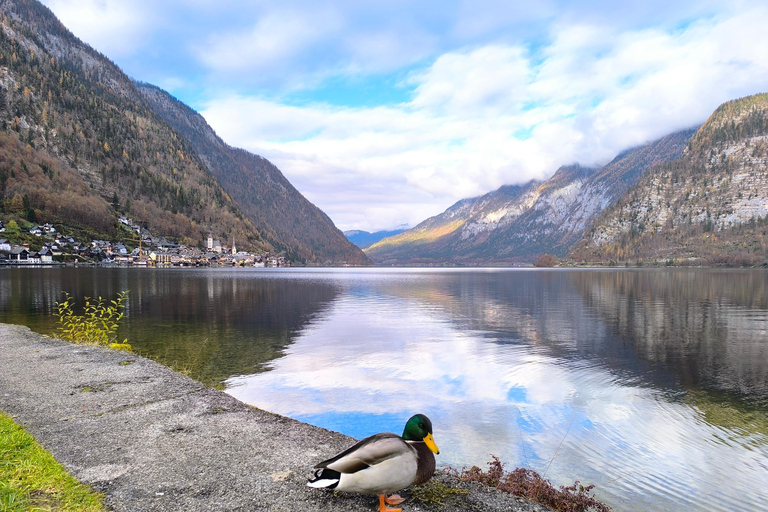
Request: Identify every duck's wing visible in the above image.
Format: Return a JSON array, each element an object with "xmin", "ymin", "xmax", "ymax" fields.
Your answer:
[{"xmin": 315, "ymin": 433, "xmax": 412, "ymax": 474}]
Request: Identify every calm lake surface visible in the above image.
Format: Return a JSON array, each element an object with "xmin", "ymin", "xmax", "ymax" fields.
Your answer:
[{"xmin": 1, "ymin": 267, "xmax": 766, "ymax": 512}]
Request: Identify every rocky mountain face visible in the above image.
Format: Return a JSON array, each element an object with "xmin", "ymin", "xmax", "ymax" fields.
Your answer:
[
  {"xmin": 366, "ymin": 180, "xmax": 541, "ymax": 264},
  {"xmin": 569, "ymin": 93, "xmax": 768, "ymax": 266},
  {"xmin": 137, "ymin": 84, "xmax": 369, "ymax": 265},
  {"xmin": 367, "ymin": 129, "xmax": 695, "ymax": 264}
]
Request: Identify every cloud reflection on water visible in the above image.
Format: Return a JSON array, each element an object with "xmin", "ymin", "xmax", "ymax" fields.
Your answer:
[{"xmin": 226, "ymin": 269, "xmax": 768, "ymax": 512}]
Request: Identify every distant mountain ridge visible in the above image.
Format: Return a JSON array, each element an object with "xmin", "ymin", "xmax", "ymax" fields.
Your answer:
[
  {"xmin": 568, "ymin": 93, "xmax": 768, "ymax": 266},
  {"xmin": 366, "ymin": 128, "xmax": 696, "ymax": 264},
  {"xmin": 344, "ymin": 228, "xmax": 407, "ymax": 249}
]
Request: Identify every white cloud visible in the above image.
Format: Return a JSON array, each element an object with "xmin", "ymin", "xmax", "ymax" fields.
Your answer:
[
  {"xmin": 201, "ymin": 4, "xmax": 768, "ymax": 231},
  {"xmin": 408, "ymin": 45, "xmax": 532, "ymax": 114},
  {"xmin": 196, "ymin": 8, "xmax": 343, "ymax": 82},
  {"xmin": 341, "ymin": 27, "xmax": 437, "ymax": 76},
  {"xmin": 41, "ymin": 0, "xmax": 154, "ymax": 58},
  {"xmin": 201, "ymin": 94, "xmax": 551, "ymax": 230}
]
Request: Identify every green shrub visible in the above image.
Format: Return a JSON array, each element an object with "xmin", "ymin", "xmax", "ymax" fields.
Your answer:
[
  {"xmin": 534, "ymin": 254, "xmax": 559, "ymax": 267},
  {"xmin": 55, "ymin": 291, "xmax": 130, "ymax": 350},
  {"xmin": 5, "ymin": 220, "xmax": 19, "ymax": 233}
]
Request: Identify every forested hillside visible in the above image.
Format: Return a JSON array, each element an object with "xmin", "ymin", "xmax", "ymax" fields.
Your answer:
[{"xmin": 0, "ymin": 0, "xmax": 264, "ymax": 249}]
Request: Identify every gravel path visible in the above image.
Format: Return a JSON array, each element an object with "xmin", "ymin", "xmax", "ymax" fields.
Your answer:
[{"xmin": 0, "ymin": 323, "xmax": 552, "ymax": 512}]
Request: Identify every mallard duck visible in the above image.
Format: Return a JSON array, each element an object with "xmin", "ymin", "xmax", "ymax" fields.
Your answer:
[{"xmin": 308, "ymin": 413, "xmax": 440, "ymax": 512}]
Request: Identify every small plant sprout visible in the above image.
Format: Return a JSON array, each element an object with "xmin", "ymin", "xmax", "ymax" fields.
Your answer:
[{"xmin": 55, "ymin": 291, "xmax": 131, "ymax": 351}]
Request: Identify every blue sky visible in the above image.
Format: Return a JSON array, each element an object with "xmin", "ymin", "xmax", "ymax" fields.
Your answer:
[{"xmin": 40, "ymin": 0, "xmax": 768, "ymax": 232}]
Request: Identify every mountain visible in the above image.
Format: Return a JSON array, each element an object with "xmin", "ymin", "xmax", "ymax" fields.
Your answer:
[
  {"xmin": 0, "ymin": 0, "xmax": 366, "ymax": 264},
  {"xmin": 366, "ymin": 128, "xmax": 696, "ymax": 265},
  {"xmin": 344, "ymin": 228, "xmax": 407, "ymax": 249},
  {"xmin": 0, "ymin": 0, "xmax": 266, "ymax": 249},
  {"xmin": 568, "ymin": 93, "xmax": 768, "ymax": 266},
  {"xmin": 137, "ymin": 84, "xmax": 369, "ymax": 265}
]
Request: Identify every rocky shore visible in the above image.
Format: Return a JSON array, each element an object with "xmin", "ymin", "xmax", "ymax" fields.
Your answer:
[{"xmin": 0, "ymin": 324, "xmax": 551, "ymax": 512}]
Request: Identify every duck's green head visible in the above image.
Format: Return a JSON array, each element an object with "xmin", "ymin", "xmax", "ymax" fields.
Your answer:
[{"xmin": 403, "ymin": 413, "xmax": 440, "ymax": 455}]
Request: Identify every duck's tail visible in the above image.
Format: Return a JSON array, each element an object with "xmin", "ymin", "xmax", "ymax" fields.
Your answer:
[{"xmin": 307, "ymin": 468, "xmax": 341, "ymax": 489}]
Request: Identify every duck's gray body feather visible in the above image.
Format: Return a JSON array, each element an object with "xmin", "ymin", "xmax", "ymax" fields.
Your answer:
[{"xmin": 308, "ymin": 433, "xmax": 434, "ymax": 495}]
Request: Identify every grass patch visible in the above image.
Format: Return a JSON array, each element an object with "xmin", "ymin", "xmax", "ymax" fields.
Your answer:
[
  {"xmin": 0, "ymin": 412, "xmax": 105, "ymax": 511},
  {"xmin": 457, "ymin": 456, "xmax": 610, "ymax": 512},
  {"xmin": 132, "ymin": 348, "xmax": 228, "ymax": 390},
  {"xmin": 410, "ymin": 476, "xmax": 469, "ymax": 508}
]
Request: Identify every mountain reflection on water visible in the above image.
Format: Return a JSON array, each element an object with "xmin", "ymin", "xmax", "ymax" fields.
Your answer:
[
  {"xmin": 572, "ymin": 270, "xmax": 768, "ymax": 406},
  {"xmin": 0, "ymin": 267, "xmax": 340, "ymax": 383},
  {"xmin": 0, "ymin": 267, "xmax": 766, "ymax": 512}
]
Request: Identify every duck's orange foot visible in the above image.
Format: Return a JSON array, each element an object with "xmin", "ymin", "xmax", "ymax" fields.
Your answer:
[{"xmin": 377, "ymin": 493, "xmax": 404, "ymax": 512}]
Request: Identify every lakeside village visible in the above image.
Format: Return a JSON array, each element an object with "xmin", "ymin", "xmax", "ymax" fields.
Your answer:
[{"xmin": 0, "ymin": 217, "xmax": 288, "ymax": 267}]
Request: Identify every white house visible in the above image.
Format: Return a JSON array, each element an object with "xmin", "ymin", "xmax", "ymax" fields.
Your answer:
[{"xmin": 37, "ymin": 247, "xmax": 54, "ymax": 264}]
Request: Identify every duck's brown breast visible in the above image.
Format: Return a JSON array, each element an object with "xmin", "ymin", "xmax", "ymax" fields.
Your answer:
[{"xmin": 412, "ymin": 442, "xmax": 436, "ymax": 485}]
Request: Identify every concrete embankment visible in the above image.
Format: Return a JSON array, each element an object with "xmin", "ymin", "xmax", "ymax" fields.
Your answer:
[{"xmin": 0, "ymin": 324, "xmax": 551, "ymax": 512}]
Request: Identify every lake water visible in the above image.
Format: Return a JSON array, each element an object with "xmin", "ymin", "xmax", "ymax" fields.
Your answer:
[{"xmin": 0, "ymin": 267, "xmax": 766, "ymax": 512}]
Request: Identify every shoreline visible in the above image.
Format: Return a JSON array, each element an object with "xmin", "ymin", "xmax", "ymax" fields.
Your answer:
[{"xmin": 0, "ymin": 323, "xmax": 552, "ymax": 512}]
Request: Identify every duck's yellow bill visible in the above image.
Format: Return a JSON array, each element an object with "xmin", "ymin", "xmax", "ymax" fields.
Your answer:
[{"xmin": 424, "ymin": 433, "xmax": 440, "ymax": 454}]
